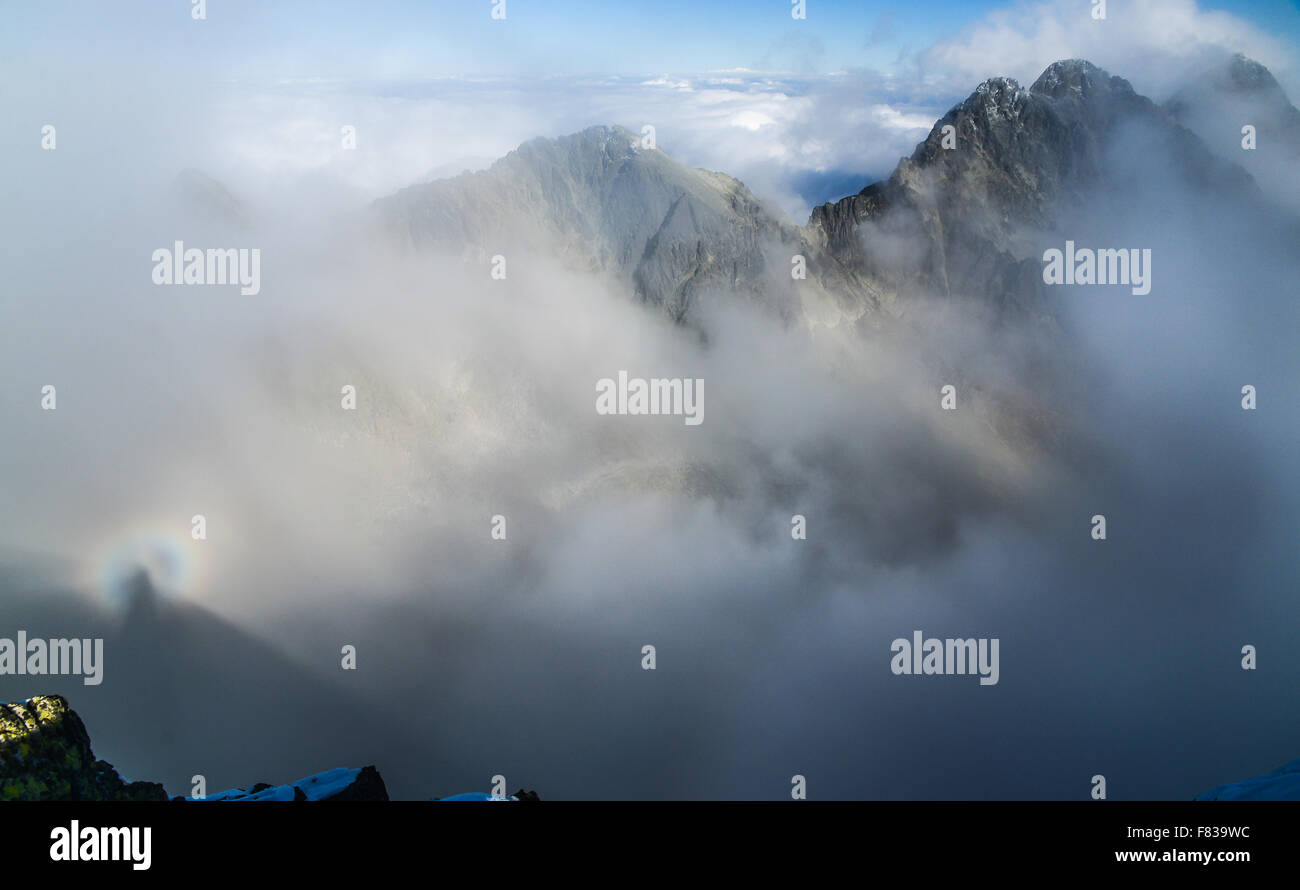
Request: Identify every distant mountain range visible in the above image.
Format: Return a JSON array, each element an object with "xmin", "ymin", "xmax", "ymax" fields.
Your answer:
[{"xmin": 374, "ymin": 58, "xmax": 1295, "ymax": 329}]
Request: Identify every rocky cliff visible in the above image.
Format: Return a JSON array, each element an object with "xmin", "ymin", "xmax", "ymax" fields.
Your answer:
[
  {"xmin": 0, "ymin": 695, "xmax": 167, "ymax": 801},
  {"xmin": 806, "ymin": 59, "xmax": 1256, "ymax": 321}
]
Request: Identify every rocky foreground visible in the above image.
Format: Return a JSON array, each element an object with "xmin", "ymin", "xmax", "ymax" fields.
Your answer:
[
  {"xmin": 1, "ymin": 696, "xmax": 537, "ymax": 802},
  {"xmin": 1, "ymin": 696, "xmax": 166, "ymax": 801},
  {"xmin": 6, "ymin": 694, "xmax": 1293, "ymax": 800}
]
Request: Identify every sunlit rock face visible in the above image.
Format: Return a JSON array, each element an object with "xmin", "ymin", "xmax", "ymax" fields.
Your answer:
[
  {"xmin": 0, "ymin": 695, "xmax": 167, "ymax": 801},
  {"xmin": 1, "ymin": 696, "xmax": 390, "ymax": 802}
]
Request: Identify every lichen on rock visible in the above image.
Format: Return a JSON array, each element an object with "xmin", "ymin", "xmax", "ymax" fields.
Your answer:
[{"xmin": 0, "ymin": 695, "xmax": 167, "ymax": 801}]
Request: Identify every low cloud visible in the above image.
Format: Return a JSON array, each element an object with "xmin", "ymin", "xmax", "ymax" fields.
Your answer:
[{"xmin": 1, "ymin": 2, "xmax": 1297, "ymax": 801}]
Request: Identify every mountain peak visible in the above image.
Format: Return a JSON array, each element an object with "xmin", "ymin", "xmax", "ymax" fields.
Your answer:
[
  {"xmin": 375, "ymin": 121, "xmax": 806, "ymax": 323},
  {"xmin": 807, "ymin": 56, "xmax": 1252, "ymax": 314},
  {"xmin": 1163, "ymin": 52, "xmax": 1299, "ymax": 201},
  {"xmin": 1030, "ymin": 59, "xmax": 1134, "ymax": 101},
  {"xmin": 1223, "ymin": 53, "xmax": 1286, "ymax": 95},
  {"xmin": 508, "ymin": 124, "xmax": 647, "ymax": 168},
  {"xmin": 967, "ymin": 75, "xmax": 1030, "ymax": 115}
]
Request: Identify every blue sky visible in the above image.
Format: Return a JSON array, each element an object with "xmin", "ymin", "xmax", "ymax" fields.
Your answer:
[
  {"xmin": 7, "ymin": 0, "xmax": 1299, "ymax": 79},
  {"xmin": 5, "ymin": 0, "xmax": 1298, "ymax": 219}
]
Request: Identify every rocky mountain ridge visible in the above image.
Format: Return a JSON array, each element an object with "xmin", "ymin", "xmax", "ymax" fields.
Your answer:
[
  {"xmin": 805, "ymin": 59, "xmax": 1258, "ymax": 322},
  {"xmin": 375, "ymin": 123, "xmax": 815, "ymax": 324},
  {"xmin": 375, "ymin": 59, "xmax": 1278, "ymax": 329}
]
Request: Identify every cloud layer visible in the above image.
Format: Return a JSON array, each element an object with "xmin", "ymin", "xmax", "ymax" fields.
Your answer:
[{"xmin": 2, "ymin": 0, "xmax": 1297, "ymax": 800}]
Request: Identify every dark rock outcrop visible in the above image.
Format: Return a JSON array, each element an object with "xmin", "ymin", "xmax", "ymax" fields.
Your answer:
[
  {"xmin": 0, "ymin": 695, "xmax": 168, "ymax": 801},
  {"xmin": 324, "ymin": 766, "xmax": 389, "ymax": 801}
]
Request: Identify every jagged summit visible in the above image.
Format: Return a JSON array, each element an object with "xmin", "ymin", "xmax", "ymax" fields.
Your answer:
[
  {"xmin": 1030, "ymin": 59, "xmax": 1129, "ymax": 98},
  {"xmin": 376, "ymin": 58, "xmax": 1271, "ymax": 328},
  {"xmin": 805, "ymin": 58, "xmax": 1259, "ymax": 317},
  {"xmin": 967, "ymin": 76, "xmax": 1029, "ymax": 112}
]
